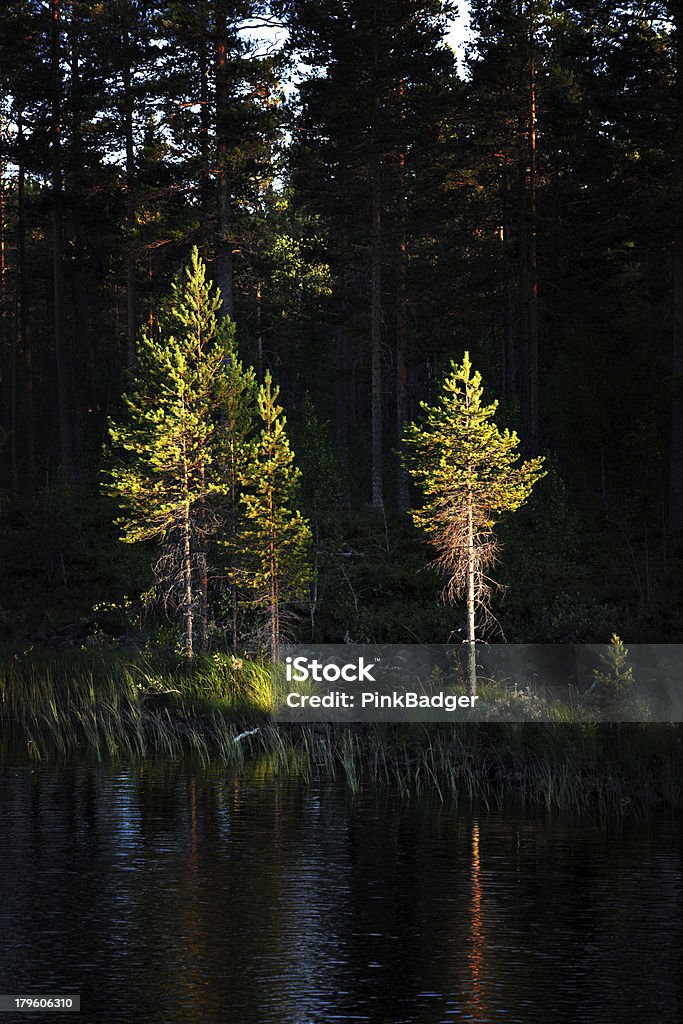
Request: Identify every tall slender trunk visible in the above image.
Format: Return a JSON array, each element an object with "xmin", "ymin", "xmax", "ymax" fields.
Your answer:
[
  {"xmin": 371, "ymin": 162, "xmax": 384, "ymax": 509},
  {"xmin": 196, "ymin": 485, "xmax": 209, "ymax": 654},
  {"xmin": 1, "ymin": 155, "xmax": 17, "ymax": 492},
  {"xmin": 672, "ymin": 229, "xmax": 683, "ymax": 529},
  {"xmin": 69, "ymin": 13, "xmax": 88, "ymax": 477},
  {"xmin": 228, "ymin": 425, "xmax": 240, "ymax": 649},
  {"xmin": 335, "ymin": 323, "xmax": 349, "ymax": 471},
  {"xmin": 396, "ymin": 137, "xmax": 410, "ymax": 512},
  {"xmin": 269, "ymin": 489, "xmax": 278, "ymax": 660},
  {"xmin": 183, "ymin": 506, "xmax": 194, "ymax": 659},
  {"xmin": 196, "ymin": 316, "xmax": 209, "ymax": 655},
  {"xmin": 72, "ymin": 224, "xmax": 90, "ymax": 471},
  {"xmin": 370, "ymin": 23, "xmax": 384, "ymax": 510},
  {"xmin": 182, "ymin": 427, "xmax": 194, "ymax": 658},
  {"xmin": 51, "ymin": 0, "xmax": 72, "ymax": 479},
  {"xmin": 16, "ymin": 114, "xmax": 34, "ymax": 492},
  {"xmin": 335, "ymin": 220, "xmax": 350, "ymax": 474},
  {"xmin": 199, "ymin": 27, "xmax": 211, "ymax": 206},
  {"xmin": 527, "ymin": 0, "xmax": 539, "ymax": 451},
  {"xmin": 214, "ymin": 2, "xmax": 234, "ymax": 320},
  {"xmin": 518, "ymin": 161, "xmax": 530, "ymax": 427},
  {"xmin": 255, "ymin": 279, "xmax": 263, "ymax": 379},
  {"xmin": 122, "ymin": 15, "xmax": 137, "ymax": 370},
  {"xmin": 517, "ymin": 0, "xmax": 539, "ymax": 452},
  {"xmin": 466, "ymin": 500, "xmax": 477, "ymax": 698},
  {"xmin": 197, "ymin": 546, "xmax": 209, "ymax": 653},
  {"xmin": 670, "ymin": 11, "xmax": 683, "ymax": 530},
  {"xmin": 502, "ymin": 158, "xmax": 517, "ymax": 407}
]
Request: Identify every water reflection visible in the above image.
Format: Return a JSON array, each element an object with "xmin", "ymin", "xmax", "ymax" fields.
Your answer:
[
  {"xmin": 464, "ymin": 821, "xmax": 489, "ymax": 1022},
  {"xmin": 0, "ymin": 763, "xmax": 680, "ymax": 1023}
]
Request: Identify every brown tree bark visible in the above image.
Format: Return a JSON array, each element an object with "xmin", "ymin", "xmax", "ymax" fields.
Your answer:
[
  {"xmin": 527, "ymin": 0, "xmax": 539, "ymax": 451},
  {"xmin": 183, "ymin": 509, "xmax": 195, "ymax": 659},
  {"xmin": 16, "ymin": 112, "xmax": 34, "ymax": 492},
  {"xmin": 1, "ymin": 153, "xmax": 17, "ymax": 492},
  {"xmin": 335, "ymin": 219, "xmax": 350, "ymax": 474},
  {"xmin": 466, "ymin": 499, "xmax": 477, "ymax": 698},
  {"xmin": 371, "ymin": 162, "xmax": 384, "ymax": 510},
  {"xmin": 396, "ymin": 144, "xmax": 410, "ymax": 512},
  {"xmin": 502, "ymin": 157, "xmax": 517, "ymax": 407},
  {"xmin": 181, "ymin": 421, "xmax": 195, "ymax": 658},
  {"xmin": 51, "ymin": 0, "xmax": 73, "ymax": 479},
  {"xmin": 214, "ymin": 1, "xmax": 234, "ymax": 321},
  {"xmin": 69, "ymin": 10, "xmax": 89, "ymax": 477},
  {"xmin": 335, "ymin": 323, "xmax": 349, "ymax": 472},
  {"xmin": 670, "ymin": 10, "xmax": 683, "ymax": 530},
  {"xmin": 122, "ymin": 8, "xmax": 137, "ymax": 370},
  {"xmin": 518, "ymin": 0, "xmax": 539, "ymax": 453}
]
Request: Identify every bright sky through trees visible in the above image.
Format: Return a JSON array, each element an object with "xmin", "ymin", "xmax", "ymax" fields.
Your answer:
[{"xmin": 244, "ymin": 2, "xmax": 473, "ymax": 75}]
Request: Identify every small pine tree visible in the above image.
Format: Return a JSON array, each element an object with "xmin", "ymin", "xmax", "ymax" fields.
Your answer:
[
  {"xmin": 591, "ymin": 633, "xmax": 634, "ymax": 707},
  {"xmin": 106, "ymin": 248, "xmax": 233, "ymax": 657},
  {"xmin": 402, "ymin": 352, "xmax": 546, "ymax": 694},
  {"xmin": 239, "ymin": 372, "xmax": 311, "ymax": 656}
]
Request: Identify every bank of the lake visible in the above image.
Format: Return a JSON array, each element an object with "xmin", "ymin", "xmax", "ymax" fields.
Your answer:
[{"xmin": 1, "ymin": 646, "xmax": 680, "ymax": 815}]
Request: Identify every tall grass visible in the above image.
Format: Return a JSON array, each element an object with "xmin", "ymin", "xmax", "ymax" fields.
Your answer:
[
  {"xmin": 0, "ymin": 647, "xmax": 680, "ymax": 814},
  {"xmin": 0, "ymin": 646, "xmax": 270, "ymax": 767}
]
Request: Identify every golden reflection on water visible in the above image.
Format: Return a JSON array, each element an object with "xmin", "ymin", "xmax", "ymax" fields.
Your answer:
[
  {"xmin": 464, "ymin": 820, "xmax": 490, "ymax": 1022},
  {"xmin": 177, "ymin": 776, "xmax": 216, "ymax": 1017}
]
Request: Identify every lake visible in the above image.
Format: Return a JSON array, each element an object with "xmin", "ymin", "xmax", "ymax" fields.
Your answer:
[{"xmin": 0, "ymin": 761, "xmax": 680, "ymax": 1023}]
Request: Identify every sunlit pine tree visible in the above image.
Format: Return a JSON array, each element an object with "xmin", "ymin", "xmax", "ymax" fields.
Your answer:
[
  {"xmin": 107, "ymin": 248, "xmax": 232, "ymax": 657},
  {"xmin": 402, "ymin": 352, "xmax": 545, "ymax": 694}
]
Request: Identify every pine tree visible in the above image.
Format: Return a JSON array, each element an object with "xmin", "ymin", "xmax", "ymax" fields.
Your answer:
[
  {"xmin": 239, "ymin": 371, "xmax": 310, "ymax": 656},
  {"xmin": 106, "ymin": 247, "xmax": 232, "ymax": 657},
  {"xmin": 402, "ymin": 352, "xmax": 545, "ymax": 694}
]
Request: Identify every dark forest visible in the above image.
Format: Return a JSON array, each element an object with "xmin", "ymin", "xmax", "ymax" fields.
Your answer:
[{"xmin": 1, "ymin": 0, "xmax": 682, "ymax": 651}]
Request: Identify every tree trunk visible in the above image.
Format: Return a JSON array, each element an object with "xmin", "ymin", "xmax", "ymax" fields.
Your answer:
[
  {"xmin": 256, "ymin": 279, "xmax": 263, "ymax": 379},
  {"xmin": 224, "ymin": 423, "xmax": 239, "ymax": 650},
  {"xmin": 335, "ymin": 222, "xmax": 350, "ymax": 475},
  {"xmin": 672, "ymin": 224, "xmax": 683, "ymax": 529},
  {"xmin": 1, "ymin": 154, "xmax": 17, "ymax": 492},
  {"xmin": 214, "ymin": 1, "xmax": 234, "ymax": 320},
  {"xmin": 371, "ymin": 162, "xmax": 384, "ymax": 509},
  {"xmin": 466, "ymin": 500, "xmax": 477, "ymax": 698},
  {"xmin": 269, "ymin": 492, "xmax": 278, "ymax": 661},
  {"xmin": 518, "ymin": 0, "xmax": 539, "ymax": 452},
  {"xmin": 181, "ymin": 419, "xmax": 194, "ymax": 658},
  {"xmin": 670, "ymin": 11, "xmax": 683, "ymax": 530},
  {"xmin": 527, "ymin": 0, "xmax": 539, "ymax": 451},
  {"xmin": 51, "ymin": 0, "xmax": 72, "ymax": 479},
  {"xmin": 335, "ymin": 323, "xmax": 349, "ymax": 472},
  {"xmin": 197, "ymin": 547, "xmax": 209, "ymax": 653},
  {"xmin": 396, "ymin": 144, "xmax": 410, "ymax": 512},
  {"xmin": 16, "ymin": 116, "xmax": 34, "ymax": 492},
  {"xmin": 502, "ymin": 158, "xmax": 517, "ymax": 408},
  {"xmin": 183, "ymin": 506, "xmax": 194, "ymax": 659},
  {"xmin": 122, "ymin": 16, "xmax": 137, "ymax": 370},
  {"xmin": 71, "ymin": 225, "xmax": 90, "ymax": 474}
]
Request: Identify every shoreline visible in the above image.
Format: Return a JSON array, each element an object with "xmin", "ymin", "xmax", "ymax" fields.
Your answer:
[{"xmin": 1, "ymin": 646, "xmax": 680, "ymax": 816}]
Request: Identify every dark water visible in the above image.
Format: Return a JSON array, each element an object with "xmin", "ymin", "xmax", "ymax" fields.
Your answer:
[{"xmin": 0, "ymin": 762, "xmax": 680, "ymax": 1024}]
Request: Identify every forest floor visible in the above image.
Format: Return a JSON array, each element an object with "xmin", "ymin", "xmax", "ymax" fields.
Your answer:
[{"xmin": 0, "ymin": 646, "xmax": 680, "ymax": 816}]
